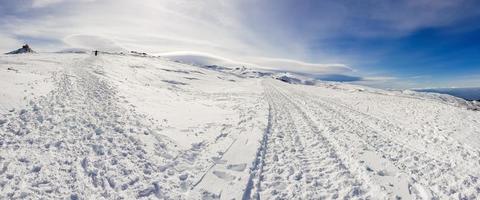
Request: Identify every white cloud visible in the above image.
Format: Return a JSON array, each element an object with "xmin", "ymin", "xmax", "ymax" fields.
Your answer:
[
  {"xmin": 157, "ymin": 51, "xmax": 249, "ymax": 67},
  {"xmin": 31, "ymin": 0, "xmax": 64, "ymax": 8},
  {"xmin": 248, "ymin": 57, "xmax": 353, "ymax": 74},
  {"xmin": 31, "ymin": 0, "xmax": 96, "ymax": 8},
  {"xmin": 63, "ymin": 34, "xmax": 125, "ymax": 52},
  {"xmin": 0, "ymin": 0, "xmax": 351, "ymax": 74},
  {"xmin": 361, "ymin": 76, "xmax": 397, "ymax": 82},
  {"xmin": 157, "ymin": 51, "xmax": 352, "ymax": 75},
  {"xmin": 3, "ymin": 0, "xmax": 478, "ymax": 54},
  {"xmin": 2, "ymin": 0, "xmax": 478, "ymax": 87}
]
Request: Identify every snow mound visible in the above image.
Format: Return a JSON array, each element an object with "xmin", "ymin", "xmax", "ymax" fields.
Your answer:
[
  {"xmin": 56, "ymin": 48, "xmax": 90, "ymax": 54},
  {"xmin": 273, "ymin": 73, "xmax": 316, "ymax": 85},
  {"xmin": 5, "ymin": 44, "xmax": 36, "ymax": 54}
]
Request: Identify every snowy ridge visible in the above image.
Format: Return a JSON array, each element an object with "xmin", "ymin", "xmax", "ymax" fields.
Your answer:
[
  {"xmin": 166, "ymin": 54, "xmax": 479, "ymax": 111},
  {"xmin": 1, "ymin": 53, "xmax": 480, "ymax": 199},
  {"xmin": 312, "ymin": 81, "xmax": 480, "ymax": 111}
]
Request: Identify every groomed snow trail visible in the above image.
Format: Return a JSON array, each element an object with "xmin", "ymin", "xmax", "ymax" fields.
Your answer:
[
  {"xmin": 246, "ymin": 80, "xmax": 372, "ymax": 199},
  {"xmin": 250, "ymin": 79, "xmax": 480, "ymax": 199},
  {"xmin": 0, "ymin": 56, "xmax": 184, "ymax": 199}
]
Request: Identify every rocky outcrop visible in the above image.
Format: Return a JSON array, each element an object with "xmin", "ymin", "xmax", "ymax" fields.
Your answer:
[{"xmin": 5, "ymin": 44, "xmax": 37, "ymax": 54}]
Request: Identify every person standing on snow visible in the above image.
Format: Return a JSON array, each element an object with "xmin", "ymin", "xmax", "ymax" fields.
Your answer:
[{"xmin": 94, "ymin": 50, "xmax": 98, "ymax": 56}]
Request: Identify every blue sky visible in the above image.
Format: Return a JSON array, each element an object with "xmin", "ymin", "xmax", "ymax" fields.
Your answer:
[
  {"xmin": 1, "ymin": 0, "xmax": 479, "ymax": 89},
  {"xmin": 315, "ymin": 26, "xmax": 480, "ymax": 88}
]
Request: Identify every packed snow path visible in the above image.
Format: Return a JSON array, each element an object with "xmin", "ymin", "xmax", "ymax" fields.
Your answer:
[
  {"xmin": 0, "ymin": 56, "xmax": 188, "ymax": 199},
  {"xmin": 1, "ymin": 54, "xmax": 480, "ymax": 199},
  {"xmin": 0, "ymin": 54, "xmax": 268, "ymax": 199}
]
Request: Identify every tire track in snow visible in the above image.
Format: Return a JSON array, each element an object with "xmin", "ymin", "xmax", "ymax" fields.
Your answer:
[
  {"xmin": 277, "ymin": 80, "xmax": 480, "ymax": 199},
  {"xmin": 245, "ymin": 80, "xmax": 372, "ymax": 199},
  {"xmin": 242, "ymin": 99, "xmax": 273, "ymax": 200}
]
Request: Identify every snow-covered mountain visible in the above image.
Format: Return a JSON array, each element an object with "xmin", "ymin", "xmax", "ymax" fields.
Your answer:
[
  {"xmin": 5, "ymin": 44, "xmax": 37, "ymax": 54},
  {"xmin": 1, "ymin": 53, "xmax": 480, "ymax": 199}
]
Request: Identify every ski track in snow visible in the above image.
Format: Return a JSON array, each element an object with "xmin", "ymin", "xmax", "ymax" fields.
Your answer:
[{"xmin": 1, "ymin": 54, "xmax": 480, "ymax": 199}]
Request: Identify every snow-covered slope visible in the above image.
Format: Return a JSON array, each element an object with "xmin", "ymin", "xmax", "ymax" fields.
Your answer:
[
  {"xmin": 312, "ymin": 81, "xmax": 480, "ymax": 111},
  {"xmin": 0, "ymin": 53, "xmax": 268, "ymax": 199},
  {"xmin": 1, "ymin": 53, "xmax": 480, "ymax": 199}
]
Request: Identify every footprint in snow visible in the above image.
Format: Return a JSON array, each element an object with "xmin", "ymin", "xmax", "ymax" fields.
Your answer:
[
  {"xmin": 212, "ymin": 170, "xmax": 236, "ymax": 181},
  {"xmin": 226, "ymin": 163, "xmax": 247, "ymax": 172}
]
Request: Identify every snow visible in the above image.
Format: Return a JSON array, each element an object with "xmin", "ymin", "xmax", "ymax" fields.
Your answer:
[
  {"xmin": 0, "ymin": 54, "xmax": 65, "ymax": 113},
  {"xmin": 1, "ymin": 53, "xmax": 480, "ymax": 199}
]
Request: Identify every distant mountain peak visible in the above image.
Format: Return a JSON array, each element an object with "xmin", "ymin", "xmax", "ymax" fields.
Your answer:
[{"xmin": 5, "ymin": 44, "xmax": 37, "ymax": 54}]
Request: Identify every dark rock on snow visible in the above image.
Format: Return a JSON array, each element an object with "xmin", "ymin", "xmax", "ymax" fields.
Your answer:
[{"xmin": 5, "ymin": 44, "xmax": 37, "ymax": 54}]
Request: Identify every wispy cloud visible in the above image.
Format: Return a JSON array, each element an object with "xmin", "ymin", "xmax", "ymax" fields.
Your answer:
[
  {"xmin": 0, "ymin": 0, "xmax": 354, "ymax": 74},
  {"xmin": 157, "ymin": 51, "xmax": 352, "ymax": 74},
  {"xmin": 248, "ymin": 57, "xmax": 352, "ymax": 74},
  {"xmin": 1, "ymin": 0, "xmax": 479, "ymax": 88},
  {"xmin": 2, "ymin": 0, "xmax": 478, "ymax": 52},
  {"xmin": 63, "ymin": 34, "xmax": 125, "ymax": 52}
]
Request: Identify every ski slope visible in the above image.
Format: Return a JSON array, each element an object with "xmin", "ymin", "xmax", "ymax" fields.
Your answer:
[{"xmin": 1, "ymin": 53, "xmax": 479, "ymax": 199}]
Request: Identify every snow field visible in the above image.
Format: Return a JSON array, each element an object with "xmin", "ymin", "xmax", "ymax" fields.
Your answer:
[{"xmin": 1, "ymin": 53, "xmax": 480, "ymax": 199}]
